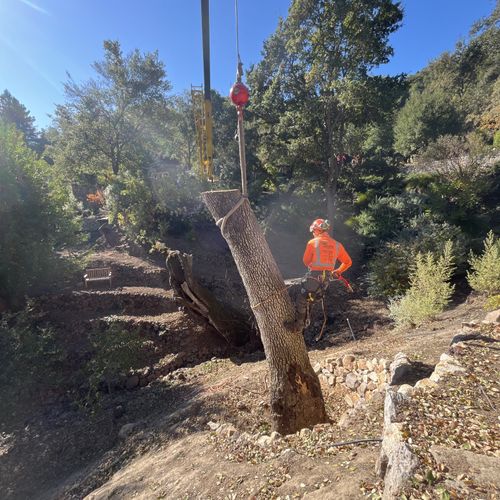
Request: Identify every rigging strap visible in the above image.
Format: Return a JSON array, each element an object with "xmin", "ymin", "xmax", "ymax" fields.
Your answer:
[{"xmin": 216, "ymin": 195, "xmax": 248, "ymax": 235}]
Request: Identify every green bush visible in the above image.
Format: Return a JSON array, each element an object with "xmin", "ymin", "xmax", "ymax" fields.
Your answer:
[
  {"xmin": 467, "ymin": 231, "xmax": 500, "ymax": 295},
  {"xmin": 366, "ymin": 217, "xmax": 466, "ymax": 298},
  {"xmin": 389, "ymin": 241, "xmax": 455, "ymax": 328},
  {"xmin": 0, "ymin": 122, "xmax": 81, "ymax": 306},
  {"xmin": 485, "ymin": 294, "xmax": 500, "ymax": 311},
  {"xmin": 83, "ymin": 324, "xmax": 149, "ymax": 406},
  {"xmin": 0, "ymin": 306, "xmax": 66, "ymax": 421}
]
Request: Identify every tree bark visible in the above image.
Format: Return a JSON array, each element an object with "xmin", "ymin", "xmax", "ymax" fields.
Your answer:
[
  {"xmin": 165, "ymin": 249, "xmax": 251, "ymax": 347},
  {"xmin": 202, "ymin": 189, "xmax": 328, "ymax": 434}
]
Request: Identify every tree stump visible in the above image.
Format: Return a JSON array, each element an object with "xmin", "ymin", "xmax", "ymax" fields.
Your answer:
[
  {"xmin": 202, "ymin": 189, "xmax": 328, "ymax": 434},
  {"xmin": 165, "ymin": 249, "xmax": 251, "ymax": 346}
]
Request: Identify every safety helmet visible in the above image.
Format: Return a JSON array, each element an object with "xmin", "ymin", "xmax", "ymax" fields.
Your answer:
[{"xmin": 309, "ymin": 218, "xmax": 330, "ymax": 233}]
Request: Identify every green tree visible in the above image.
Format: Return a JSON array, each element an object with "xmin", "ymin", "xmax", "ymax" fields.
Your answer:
[
  {"xmin": 0, "ymin": 90, "xmax": 40, "ymax": 151},
  {"xmin": 0, "ymin": 123, "xmax": 80, "ymax": 307},
  {"xmin": 247, "ymin": 0, "xmax": 403, "ymax": 221},
  {"xmin": 394, "ymin": 88, "xmax": 463, "ymax": 157},
  {"xmin": 51, "ymin": 40, "xmax": 171, "ymax": 179}
]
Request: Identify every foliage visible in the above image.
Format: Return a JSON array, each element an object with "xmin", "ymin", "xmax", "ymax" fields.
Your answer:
[
  {"xmin": 394, "ymin": 88, "xmax": 463, "ymax": 157},
  {"xmin": 84, "ymin": 324, "xmax": 148, "ymax": 406},
  {"xmin": 367, "ymin": 217, "xmax": 466, "ymax": 298},
  {"xmin": 49, "ymin": 40, "xmax": 171, "ymax": 180},
  {"xmin": 247, "ymin": 0, "xmax": 404, "ymax": 220},
  {"xmin": 467, "ymin": 231, "xmax": 500, "ymax": 295},
  {"xmin": 0, "ymin": 122, "xmax": 81, "ymax": 306},
  {"xmin": 0, "ymin": 89, "xmax": 42, "ymax": 152},
  {"xmin": 389, "ymin": 241, "xmax": 455, "ymax": 328},
  {"xmin": 394, "ymin": 9, "xmax": 499, "ymax": 156},
  {"xmin": 485, "ymin": 294, "xmax": 500, "ymax": 311},
  {"xmin": 351, "ymin": 193, "xmax": 424, "ymax": 243},
  {"xmin": 0, "ymin": 306, "xmax": 66, "ymax": 420}
]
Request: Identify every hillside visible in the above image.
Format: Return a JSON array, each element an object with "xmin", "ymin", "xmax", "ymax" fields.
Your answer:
[{"xmin": 0, "ymin": 250, "xmax": 498, "ymax": 500}]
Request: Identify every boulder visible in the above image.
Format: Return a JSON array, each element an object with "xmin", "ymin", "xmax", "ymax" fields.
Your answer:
[{"xmin": 389, "ymin": 353, "xmax": 412, "ymax": 385}]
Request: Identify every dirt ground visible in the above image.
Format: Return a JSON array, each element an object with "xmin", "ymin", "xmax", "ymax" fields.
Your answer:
[{"xmin": 0, "ymin": 248, "xmax": 495, "ymax": 500}]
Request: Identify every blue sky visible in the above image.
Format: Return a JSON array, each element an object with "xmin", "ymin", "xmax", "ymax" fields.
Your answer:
[{"xmin": 0, "ymin": 0, "xmax": 496, "ymax": 129}]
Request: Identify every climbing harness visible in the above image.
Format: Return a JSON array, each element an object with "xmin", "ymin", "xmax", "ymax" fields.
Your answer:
[{"xmin": 300, "ymin": 270, "xmax": 354, "ymax": 342}]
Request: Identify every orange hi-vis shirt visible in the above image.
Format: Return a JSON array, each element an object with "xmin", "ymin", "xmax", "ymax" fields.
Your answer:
[{"xmin": 303, "ymin": 233, "xmax": 352, "ymax": 273}]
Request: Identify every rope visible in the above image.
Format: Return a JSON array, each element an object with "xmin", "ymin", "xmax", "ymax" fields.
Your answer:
[
  {"xmin": 250, "ymin": 286, "xmax": 290, "ymax": 310},
  {"xmin": 215, "ymin": 195, "xmax": 247, "ymax": 235},
  {"xmin": 235, "ymin": 0, "xmax": 241, "ymax": 66}
]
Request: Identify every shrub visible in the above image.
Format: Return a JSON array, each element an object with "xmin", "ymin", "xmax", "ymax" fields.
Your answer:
[
  {"xmin": 0, "ymin": 306, "xmax": 66, "ymax": 421},
  {"xmin": 83, "ymin": 324, "xmax": 149, "ymax": 406},
  {"xmin": 367, "ymin": 217, "xmax": 467, "ymax": 298},
  {"xmin": 485, "ymin": 294, "xmax": 500, "ymax": 311},
  {"xmin": 389, "ymin": 241, "xmax": 455, "ymax": 328},
  {"xmin": 467, "ymin": 231, "xmax": 500, "ymax": 295},
  {"xmin": 0, "ymin": 123, "xmax": 81, "ymax": 306}
]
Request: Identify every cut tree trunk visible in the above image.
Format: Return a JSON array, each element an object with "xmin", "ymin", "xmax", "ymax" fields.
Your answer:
[
  {"xmin": 202, "ymin": 189, "xmax": 328, "ymax": 434},
  {"xmin": 165, "ymin": 249, "xmax": 251, "ymax": 346}
]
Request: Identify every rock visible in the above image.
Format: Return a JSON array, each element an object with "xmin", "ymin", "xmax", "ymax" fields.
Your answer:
[
  {"xmin": 439, "ymin": 353, "xmax": 460, "ymax": 364},
  {"xmin": 345, "ymin": 372, "xmax": 360, "ymax": 390},
  {"xmin": 342, "ymin": 354, "xmax": 356, "ymax": 370},
  {"xmin": 398, "ymin": 384, "xmax": 414, "ymax": 396},
  {"xmin": 327, "ymin": 375, "xmax": 336, "ymax": 386},
  {"xmin": 357, "ymin": 382, "xmax": 367, "ymax": 396},
  {"xmin": 118, "ymin": 422, "xmax": 138, "ymax": 439},
  {"xmin": 125, "ymin": 375, "xmax": 139, "ymax": 389},
  {"xmin": 269, "ymin": 431, "xmax": 281, "ymax": 443},
  {"xmin": 236, "ymin": 432, "xmax": 252, "ymax": 444},
  {"xmin": 377, "ymin": 422, "xmax": 419, "ymax": 498},
  {"xmin": 370, "ymin": 390, "xmax": 385, "ymax": 405},
  {"xmin": 357, "ymin": 358, "xmax": 367, "ymax": 370},
  {"xmin": 415, "ymin": 378, "xmax": 438, "ymax": 390},
  {"xmin": 367, "ymin": 381, "xmax": 377, "ymax": 391},
  {"xmin": 313, "ymin": 362, "xmax": 322, "ymax": 374},
  {"xmin": 430, "ymin": 445, "xmax": 500, "ymax": 489},
  {"xmin": 334, "ymin": 367, "xmax": 348, "ymax": 380},
  {"xmin": 216, "ymin": 423, "xmax": 238, "ymax": 438},
  {"xmin": 207, "ymin": 421, "xmax": 220, "ymax": 431},
  {"xmin": 366, "ymin": 359, "xmax": 375, "ymax": 371},
  {"xmin": 483, "ymin": 308, "xmax": 500, "ymax": 324},
  {"xmin": 299, "ymin": 428, "xmax": 312, "ymax": 438},
  {"xmin": 257, "ymin": 435, "xmax": 272, "ymax": 447},
  {"xmin": 344, "ymin": 392, "xmax": 360, "ymax": 407},
  {"xmin": 389, "ymin": 353, "xmax": 412, "ymax": 385},
  {"xmin": 431, "ymin": 360, "xmax": 467, "ymax": 382},
  {"xmin": 379, "ymin": 358, "xmax": 390, "ymax": 370},
  {"xmin": 368, "ymin": 371, "xmax": 379, "ymax": 382},
  {"xmin": 384, "ymin": 390, "xmax": 408, "ymax": 427}
]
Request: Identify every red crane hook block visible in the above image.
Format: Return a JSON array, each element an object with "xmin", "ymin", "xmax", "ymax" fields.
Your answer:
[{"xmin": 229, "ymin": 81, "xmax": 249, "ymax": 107}]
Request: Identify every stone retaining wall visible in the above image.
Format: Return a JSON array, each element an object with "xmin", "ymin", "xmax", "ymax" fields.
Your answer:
[{"xmin": 313, "ymin": 354, "xmax": 392, "ymax": 407}]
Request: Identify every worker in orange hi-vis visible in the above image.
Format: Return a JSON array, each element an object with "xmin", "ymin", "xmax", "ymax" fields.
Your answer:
[
  {"xmin": 303, "ymin": 219, "xmax": 352, "ymax": 276},
  {"xmin": 296, "ymin": 218, "xmax": 353, "ymax": 341}
]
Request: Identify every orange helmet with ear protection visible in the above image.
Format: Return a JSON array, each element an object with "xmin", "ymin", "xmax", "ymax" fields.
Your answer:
[{"xmin": 309, "ymin": 218, "xmax": 330, "ymax": 233}]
